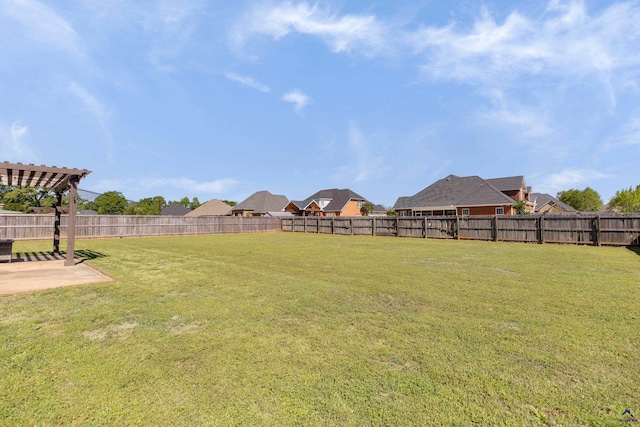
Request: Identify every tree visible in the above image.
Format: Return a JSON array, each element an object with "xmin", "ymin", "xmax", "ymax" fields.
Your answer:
[
  {"xmin": 608, "ymin": 185, "xmax": 640, "ymax": 213},
  {"xmin": 188, "ymin": 197, "xmax": 201, "ymax": 210},
  {"xmin": 360, "ymin": 201, "xmax": 375, "ymax": 216},
  {"xmin": 94, "ymin": 191, "xmax": 128, "ymax": 215},
  {"xmin": 386, "ymin": 207, "xmax": 397, "ymax": 216},
  {"xmin": 512, "ymin": 200, "xmax": 529, "ymax": 215},
  {"xmin": 221, "ymin": 200, "xmax": 237, "ymax": 207},
  {"xmin": 170, "ymin": 196, "xmax": 201, "ymax": 211},
  {"xmin": 1, "ymin": 187, "xmax": 58, "ymax": 212},
  {"xmin": 557, "ymin": 187, "xmax": 602, "ymax": 212},
  {"xmin": 130, "ymin": 196, "xmax": 166, "ymax": 215}
]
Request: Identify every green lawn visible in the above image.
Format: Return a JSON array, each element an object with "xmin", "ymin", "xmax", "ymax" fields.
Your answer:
[{"xmin": 1, "ymin": 233, "xmax": 639, "ymax": 426}]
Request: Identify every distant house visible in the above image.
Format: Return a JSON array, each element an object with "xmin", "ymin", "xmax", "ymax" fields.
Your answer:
[
  {"xmin": 285, "ymin": 188, "xmax": 376, "ymax": 217},
  {"xmin": 161, "ymin": 203, "xmax": 191, "ymax": 216},
  {"xmin": 264, "ymin": 211, "xmax": 294, "ymax": 217},
  {"xmin": 371, "ymin": 204, "xmax": 387, "ymax": 216},
  {"xmin": 232, "ymin": 191, "xmax": 289, "ymax": 217},
  {"xmin": 530, "ymin": 193, "xmax": 576, "ymax": 213},
  {"xmin": 185, "ymin": 199, "xmax": 232, "ymax": 217},
  {"xmin": 393, "ymin": 175, "xmax": 534, "ymax": 216}
]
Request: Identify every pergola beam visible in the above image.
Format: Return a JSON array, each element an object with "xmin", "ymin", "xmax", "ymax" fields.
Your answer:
[{"xmin": 0, "ymin": 161, "xmax": 91, "ymax": 267}]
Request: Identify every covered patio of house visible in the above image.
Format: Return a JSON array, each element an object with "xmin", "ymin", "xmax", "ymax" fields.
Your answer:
[{"xmin": 0, "ymin": 161, "xmax": 91, "ymax": 266}]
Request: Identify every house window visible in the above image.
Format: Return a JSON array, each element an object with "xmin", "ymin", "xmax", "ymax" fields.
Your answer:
[
  {"xmin": 496, "ymin": 207, "xmax": 504, "ymax": 215},
  {"xmin": 461, "ymin": 208, "xmax": 470, "ymax": 216},
  {"xmin": 357, "ymin": 200, "xmax": 363, "ymax": 208}
]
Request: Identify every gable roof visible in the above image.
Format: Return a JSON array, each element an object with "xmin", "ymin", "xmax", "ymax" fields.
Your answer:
[
  {"xmin": 232, "ymin": 190, "xmax": 288, "ymax": 214},
  {"xmin": 393, "ymin": 175, "xmax": 517, "ymax": 210},
  {"xmin": 185, "ymin": 199, "xmax": 232, "ymax": 217},
  {"xmin": 485, "ymin": 176, "xmax": 525, "ymax": 192},
  {"xmin": 161, "ymin": 203, "xmax": 191, "ymax": 216},
  {"xmin": 290, "ymin": 188, "xmax": 367, "ymax": 213},
  {"xmin": 531, "ymin": 193, "xmax": 576, "ymax": 212}
]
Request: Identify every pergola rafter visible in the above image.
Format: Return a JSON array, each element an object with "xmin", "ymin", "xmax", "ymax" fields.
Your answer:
[{"xmin": 0, "ymin": 161, "xmax": 91, "ymax": 266}]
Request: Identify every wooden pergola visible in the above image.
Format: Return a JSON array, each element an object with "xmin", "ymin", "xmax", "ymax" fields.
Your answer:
[{"xmin": 0, "ymin": 161, "xmax": 91, "ymax": 266}]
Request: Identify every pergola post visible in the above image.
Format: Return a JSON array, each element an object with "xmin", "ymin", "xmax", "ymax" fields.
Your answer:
[
  {"xmin": 1, "ymin": 162, "xmax": 91, "ymax": 266},
  {"xmin": 53, "ymin": 192, "xmax": 63, "ymax": 254},
  {"xmin": 64, "ymin": 175, "xmax": 80, "ymax": 266}
]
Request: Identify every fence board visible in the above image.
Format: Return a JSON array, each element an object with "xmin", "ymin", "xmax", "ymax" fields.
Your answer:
[
  {"xmin": 0, "ymin": 215, "xmax": 281, "ymax": 240},
  {"xmin": 282, "ymin": 214, "xmax": 640, "ymax": 246},
  {"xmin": 4, "ymin": 213, "xmax": 639, "ymax": 246}
]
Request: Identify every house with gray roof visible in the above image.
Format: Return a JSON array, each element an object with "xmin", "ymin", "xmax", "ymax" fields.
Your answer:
[
  {"xmin": 530, "ymin": 193, "xmax": 576, "ymax": 213},
  {"xmin": 231, "ymin": 190, "xmax": 289, "ymax": 217},
  {"xmin": 161, "ymin": 203, "xmax": 191, "ymax": 216},
  {"xmin": 286, "ymin": 188, "xmax": 376, "ymax": 217},
  {"xmin": 393, "ymin": 175, "xmax": 534, "ymax": 216}
]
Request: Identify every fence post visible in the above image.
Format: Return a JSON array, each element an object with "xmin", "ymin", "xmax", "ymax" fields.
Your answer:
[
  {"xmin": 350, "ymin": 218, "xmax": 353, "ymax": 235},
  {"xmin": 332, "ymin": 217, "xmax": 335, "ymax": 234},
  {"xmin": 423, "ymin": 217, "xmax": 427, "ymax": 238},
  {"xmin": 456, "ymin": 216, "xmax": 460, "ymax": 240},
  {"xmin": 493, "ymin": 215, "xmax": 499, "ymax": 242},
  {"xmin": 595, "ymin": 215, "xmax": 601, "ymax": 246},
  {"xmin": 396, "ymin": 216, "xmax": 399, "ymax": 237},
  {"xmin": 304, "ymin": 217, "xmax": 307, "ymax": 233},
  {"xmin": 538, "ymin": 216, "xmax": 544, "ymax": 244},
  {"xmin": 372, "ymin": 217, "xmax": 376, "ymax": 236}
]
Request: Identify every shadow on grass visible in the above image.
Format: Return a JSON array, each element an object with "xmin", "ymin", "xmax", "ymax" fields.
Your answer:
[
  {"xmin": 626, "ymin": 246, "xmax": 640, "ymax": 257},
  {"xmin": 13, "ymin": 249, "xmax": 108, "ymax": 264}
]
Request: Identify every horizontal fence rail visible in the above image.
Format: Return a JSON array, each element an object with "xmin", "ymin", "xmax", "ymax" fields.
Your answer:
[
  {"xmin": 281, "ymin": 214, "xmax": 640, "ymax": 246},
  {"xmin": 0, "ymin": 215, "xmax": 281, "ymax": 240}
]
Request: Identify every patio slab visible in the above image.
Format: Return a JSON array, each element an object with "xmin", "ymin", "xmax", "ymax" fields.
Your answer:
[{"xmin": 0, "ymin": 258, "xmax": 113, "ymax": 295}]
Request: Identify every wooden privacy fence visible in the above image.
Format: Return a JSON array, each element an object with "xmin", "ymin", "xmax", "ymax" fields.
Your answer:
[
  {"xmin": 0, "ymin": 215, "xmax": 281, "ymax": 240},
  {"xmin": 282, "ymin": 214, "xmax": 640, "ymax": 246},
  {"xmin": 2, "ymin": 213, "xmax": 639, "ymax": 246}
]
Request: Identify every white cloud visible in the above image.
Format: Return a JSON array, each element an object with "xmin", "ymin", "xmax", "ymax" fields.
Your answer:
[
  {"xmin": 0, "ymin": 0, "xmax": 84, "ymax": 58},
  {"xmin": 68, "ymin": 81, "xmax": 114, "ymax": 159},
  {"xmin": 605, "ymin": 116, "xmax": 640, "ymax": 148},
  {"xmin": 68, "ymin": 82, "xmax": 110, "ymax": 123},
  {"xmin": 410, "ymin": 1, "xmax": 640, "ymax": 84},
  {"xmin": 479, "ymin": 90, "xmax": 551, "ymax": 139},
  {"xmin": 143, "ymin": 0, "xmax": 204, "ymax": 70},
  {"xmin": 533, "ymin": 168, "xmax": 609, "ymax": 195},
  {"xmin": 233, "ymin": 2, "xmax": 389, "ymax": 56},
  {"xmin": 94, "ymin": 177, "xmax": 239, "ymax": 197},
  {"xmin": 282, "ymin": 90, "xmax": 312, "ymax": 113},
  {"xmin": 335, "ymin": 122, "xmax": 386, "ymax": 183},
  {"xmin": 224, "ymin": 72, "xmax": 271, "ymax": 93},
  {"xmin": 0, "ymin": 122, "xmax": 36, "ymax": 160}
]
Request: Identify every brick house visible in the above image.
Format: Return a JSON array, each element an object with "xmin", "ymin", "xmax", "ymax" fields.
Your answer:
[
  {"xmin": 393, "ymin": 175, "xmax": 534, "ymax": 216},
  {"xmin": 285, "ymin": 188, "xmax": 372, "ymax": 217}
]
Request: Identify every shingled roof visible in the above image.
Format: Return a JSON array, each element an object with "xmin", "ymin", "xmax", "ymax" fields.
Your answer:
[
  {"xmin": 531, "ymin": 193, "xmax": 576, "ymax": 212},
  {"xmin": 485, "ymin": 176, "xmax": 525, "ymax": 192},
  {"xmin": 185, "ymin": 199, "xmax": 232, "ymax": 217},
  {"xmin": 232, "ymin": 190, "xmax": 288, "ymax": 214},
  {"xmin": 393, "ymin": 175, "xmax": 517, "ymax": 210},
  {"xmin": 290, "ymin": 188, "xmax": 367, "ymax": 213},
  {"xmin": 161, "ymin": 203, "xmax": 191, "ymax": 216}
]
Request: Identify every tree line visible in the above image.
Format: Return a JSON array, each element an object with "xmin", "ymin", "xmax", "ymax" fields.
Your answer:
[
  {"xmin": 556, "ymin": 186, "xmax": 640, "ymax": 214},
  {"xmin": 0, "ymin": 186, "xmax": 237, "ymax": 215}
]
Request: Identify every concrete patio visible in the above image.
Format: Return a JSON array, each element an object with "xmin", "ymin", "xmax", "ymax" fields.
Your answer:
[{"xmin": 0, "ymin": 254, "xmax": 112, "ymax": 295}]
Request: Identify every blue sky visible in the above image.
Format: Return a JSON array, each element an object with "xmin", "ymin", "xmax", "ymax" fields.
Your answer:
[{"xmin": 1, "ymin": 0, "xmax": 639, "ymax": 207}]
